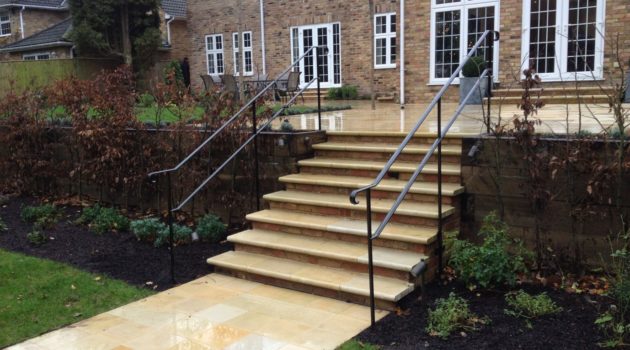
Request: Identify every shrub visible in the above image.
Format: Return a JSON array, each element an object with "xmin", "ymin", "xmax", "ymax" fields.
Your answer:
[
  {"xmin": 138, "ymin": 93, "xmax": 156, "ymax": 107},
  {"xmin": 196, "ymin": 213, "xmax": 227, "ymax": 243},
  {"xmin": 426, "ymin": 293, "xmax": 488, "ymax": 339},
  {"xmin": 504, "ymin": 290, "xmax": 562, "ymax": 328},
  {"xmin": 77, "ymin": 205, "xmax": 129, "ymax": 234},
  {"xmin": 0, "ymin": 217, "xmax": 7, "ymax": 232},
  {"xmin": 154, "ymin": 224, "xmax": 193, "ymax": 247},
  {"xmin": 280, "ymin": 119, "xmax": 294, "ymax": 132},
  {"xmin": 130, "ymin": 218, "xmax": 167, "ymax": 242},
  {"xmin": 27, "ymin": 229, "xmax": 47, "ymax": 245},
  {"xmin": 462, "ymin": 56, "xmax": 487, "ymax": 77},
  {"xmin": 327, "ymin": 85, "xmax": 359, "ymax": 100},
  {"xmin": 20, "ymin": 204, "xmax": 61, "ymax": 230},
  {"xmin": 449, "ymin": 213, "xmax": 531, "ymax": 289}
]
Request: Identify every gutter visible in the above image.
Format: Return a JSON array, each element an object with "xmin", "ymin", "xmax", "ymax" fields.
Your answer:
[
  {"xmin": 19, "ymin": 6, "xmax": 25, "ymax": 39},
  {"xmin": 0, "ymin": 41, "xmax": 73, "ymax": 53},
  {"xmin": 399, "ymin": 0, "xmax": 405, "ymax": 108},
  {"xmin": 0, "ymin": 4, "xmax": 68, "ymax": 11},
  {"xmin": 259, "ymin": 0, "xmax": 266, "ymax": 75}
]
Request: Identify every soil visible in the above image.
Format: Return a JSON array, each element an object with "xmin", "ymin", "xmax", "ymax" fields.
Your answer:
[
  {"xmin": 355, "ymin": 280, "xmax": 606, "ymax": 350},
  {"xmin": 0, "ymin": 196, "xmax": 232, "ymax": 291}
]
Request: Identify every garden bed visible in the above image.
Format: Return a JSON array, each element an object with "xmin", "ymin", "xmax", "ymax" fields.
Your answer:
[
  {"xmin": 353, "ymin": 280, "xmax": 604, "ymax": 349},
  {"xmin": 0, "ymin": 197, "xmax": 232, "ymax": 291}
]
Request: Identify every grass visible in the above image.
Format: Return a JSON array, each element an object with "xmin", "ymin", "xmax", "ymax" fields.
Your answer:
[
  {"xmin": 272, "ymin": 103, "xmax": 352, "ymax": 116},
  {"xmin": 0, "ymin": 249, "xmax": 153, "ymax": 348},
  {"xmin": 135, "ymin": 105, "xmax": 205, "ymax": 123},
  {"xmin": 337, "ymin": 339, "xmax": 380, "ymax": 350}
]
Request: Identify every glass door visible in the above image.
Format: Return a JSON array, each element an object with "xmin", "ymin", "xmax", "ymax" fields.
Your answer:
[{"xmin": 291, "ymin": 23, "xmax": 341, "ymax": 88}]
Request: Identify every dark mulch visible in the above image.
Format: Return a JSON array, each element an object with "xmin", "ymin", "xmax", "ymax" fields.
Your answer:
[
  {"xmin": 0, "ymin": 196, "xmax": 232, "ymax": 291},
  {"xmin": 356, "ymin": 280, "xmax": 605, "ymax": 350}
]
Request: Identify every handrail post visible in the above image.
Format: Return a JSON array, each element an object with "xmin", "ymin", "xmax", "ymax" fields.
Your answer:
[
  {"xmin": 252, "ymin": 99, "xmax": 260, "ymax": 211},
  {"xmin": 485, "ymin": 31, "xmax": 493, "ymax": 134},
  {"xmin": 166, "ymin": 172, "xmax": 176, "ymax": 285},
  {"xmin": 366, "ymin": 189, "xmax": 375, "ymax": 327},
  {"xmin": 316, "ymin": 47, "xmax": 322, "ymax": 131},
  {"xmin": 437, "ymin": 98, "xmax": 443, "ymax": 279}
]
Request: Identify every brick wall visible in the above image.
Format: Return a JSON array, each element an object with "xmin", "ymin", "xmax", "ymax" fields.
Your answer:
[{"xmin": 186, "ymin": 0, "xmax": 630, "ymax": 103}]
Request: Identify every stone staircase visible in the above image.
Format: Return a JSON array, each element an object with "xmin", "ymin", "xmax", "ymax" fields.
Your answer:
[
  {"xmin": 207, "ymin": 131, "xmax": 465, "ymax": 310},
  {"xmin": 490, "ymin": 86, "xmax": 612, "ymax": 105}
]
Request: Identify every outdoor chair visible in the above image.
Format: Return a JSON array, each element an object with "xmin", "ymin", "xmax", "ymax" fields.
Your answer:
[
  {"xmin": 277, "ymin": 71, "xmax": 303, "ymax": 105},
  {"xmin": 200, "ymin": 74, "xmax": 222, "ymax": 92},
  {"xmin": 222, "ymin": 74, "xmax": 239, "ymax": 98}
]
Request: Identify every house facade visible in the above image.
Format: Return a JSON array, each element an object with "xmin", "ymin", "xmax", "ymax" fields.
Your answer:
[{"xmin": 187, "ymin": 0, "xmax": 630, "ymax": 103}]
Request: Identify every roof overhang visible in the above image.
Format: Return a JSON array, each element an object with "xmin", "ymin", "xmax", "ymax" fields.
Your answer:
[
  {"xmin": 0, "ymin": 40, "xmax": 72, "ymax": 52},
  {"xmin": 0, "ymin": 4, "xmax": 68, "ymax": 11}
]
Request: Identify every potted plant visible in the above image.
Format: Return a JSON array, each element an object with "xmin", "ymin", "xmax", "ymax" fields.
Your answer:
[{"xmin": 460, "ymin": 56, "xmax": 488, "ymax": 105}]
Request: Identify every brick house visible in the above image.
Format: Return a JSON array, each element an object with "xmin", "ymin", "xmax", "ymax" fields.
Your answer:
[
  {"xmin": 0, "ymin": 0, "xmax": 189, "ymax": 62},
  {"xmin": 186, "ymin": 0, "xmax": 630, "ymax": 103}
]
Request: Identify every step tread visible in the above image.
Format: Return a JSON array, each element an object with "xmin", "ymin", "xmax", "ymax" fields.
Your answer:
[
  {"xmin": 494, "ymin": 87, "xmax": 612, "ymax": 93},
  {"xmin": 279, "ymin": 173, "xmax": 465, "ymax": 196},
  {"xmin": 313, "ymin": 142, "xmax": 462, "ymax": 155},
  {"xmin": 229, "ymin": 229, "xmax": 427, "ymax": 271},
  {"xmin": 207, "ymin": 251, "xmax": 415, "ymax": 302},
  {"xmin": 246, "ymin": 209, "xmax": 437, "ymax": 244},
  {"xmin": 298, "ymin": 157, "xmax": 461, "ymax": 175},
  {"xmin": 263, "ymin": 190, "xmax": 455, "ymax": 219},
  {"xmin": 326, "ymin": 131, "xmax": 477, "ymax": 138},
  {"xmin": 492, "ymin": 95, "xmax": 610, "ymax": 100}
]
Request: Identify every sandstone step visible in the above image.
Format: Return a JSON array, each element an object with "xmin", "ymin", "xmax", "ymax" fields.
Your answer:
[
  {"xmin": 313, "ymin": 142, "xmax": 462, "ymax": 156},
  {"xmin": 228, "ymin": 229, "xmax": 427, "ymax": 273},
  {"xmin": 246, "ymin": 209, "xmax": 437, "ymax": 246},
  {"xmin": 297, "ymin": 158, "xmax": 462, "ymax": 183},
  {"xmin": 263, "ymin": 191, "xmax": 455, "ymax": 219},
  {"xmin": 326, "ymin": 131, "xmax": 467, "ymax": 146},
  {"xmin": 279, "ymin": 173, "xmax": 464, "ymax": 196},
  {"xmin": 489, "ymin": 95, "xmax": 610, "ymax": 105},
  {"xmin": 207, "ymin": 251, "xmax": 415, "ymax": 303},
  {"xmin": 493, "ymin": 86, "xmax": 613, "ymax": 98}
]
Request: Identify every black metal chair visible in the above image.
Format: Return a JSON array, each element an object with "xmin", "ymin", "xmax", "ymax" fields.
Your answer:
[{"xmin": 276, "ymin": 71, "xmax": 303, "ymax": 104}]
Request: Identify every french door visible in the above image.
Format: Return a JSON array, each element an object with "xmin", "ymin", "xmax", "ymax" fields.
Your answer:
[
  {"xmin": 290, "ymin": 23, "xmax": 341, "ymax": 88},
  {"xmin": 522, "ymin": 0, "xmax": 606, "ymax": 81}
]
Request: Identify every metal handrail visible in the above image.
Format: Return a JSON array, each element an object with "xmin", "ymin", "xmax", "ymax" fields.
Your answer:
[
  {"xmin": 148, "ymin": 45, "xmax": 324, "ymax": 178},
  {"xmin": 349, "ymin": 30, "xmax": 499, "ymax": 206},
  {"xmin": 173, "ymin": 78, "xmax": 318, "ymax": 212}
]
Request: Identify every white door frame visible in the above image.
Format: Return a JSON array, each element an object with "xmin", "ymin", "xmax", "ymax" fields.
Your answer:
[
  {"xmin": 520, "ymin": 0, "xmax": 606, "ymax": 81},
  {"xmin": 290, "ymin": 23, "xmax": 341, "ymax": 89}
]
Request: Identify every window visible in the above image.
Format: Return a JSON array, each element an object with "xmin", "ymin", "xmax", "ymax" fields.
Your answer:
[
  {"xmin": 0, "ymin": 12, "xmax": 10, "ymax": 36},
  {"xmin": 521, "ymin": 0, "xmax": 605, "ymax": 80},
  {"xmin": 430, "ymin": 0, "xmax": 499, "ymax": 83},
  {"xmin": 23, "ymin": 53, "xmax": 51, "ymax": 61},
  {"xmin": 374, "ymin": 13, "xmax": 396, "ymax": 69},
  {"xmin": 205, "ymin": 34, "xmax": 224, "ymax": 75},
  {"xmin": 233, "ymin": 31, "xmax": 253, "ymax": 76}
]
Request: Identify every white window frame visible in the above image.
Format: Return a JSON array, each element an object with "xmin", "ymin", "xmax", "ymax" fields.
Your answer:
[
  {"xmin": 0, "ymin": 11, "xmax": 11, "ymax": 37},
  {"xmin": 232, "ymin": 31, "xmax": 254, "ymax": 76},
  {"xmin": 429, "ymin": 0, "xmax": 500, "ymax": 85},
  {"xmin": 23, "ymin": 52, "xmax": 52, "ymax": 61},
  {"xmin": 374, "ymin": 12, "xmax": 396, "ymax": 69},
  {"xmin": 205, "ymin": 34, "xmax": 224, "ymax": 76},
  {"xmin": 520, "ymin": 0, "xmax": 606, "ymax": 82}
]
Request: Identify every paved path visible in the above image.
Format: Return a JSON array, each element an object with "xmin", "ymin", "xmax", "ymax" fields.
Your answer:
[{"xmin": 8, "ymin": 274, "xmax": 387, "ymax": 350}]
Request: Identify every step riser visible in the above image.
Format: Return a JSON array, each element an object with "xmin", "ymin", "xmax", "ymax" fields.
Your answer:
[
  {"xmin": 314, "ymin": 150, "xmax": 461, "ymax": 164},
  {"xmin": 250, "ymin": 221, "xmax": 434, "ymax": 254},
  {"xmin": 234, "ymin": 243, "xmax": 411, "ymax": 281},
  {"xmin": 493, "ymin": 88, "xmax": 612, "ymax": 97},
  {"xmin": 326, "ymin": 136, "xmax": 462, "ymax": 146},
  {"xmin": 267, "ymin": 201, "xmax": 459, "ymax": 227},
  {"xmin": 284, "ymin": 183, "xmax": 457, "ymax": 205},
  {"xmin": 490, "ymin": 96, "xmax": 609, "ymax": 104},
  {"xmin": 298, "ymin": 166, "xmax": 462, "ymax": 183},
  {"xmin": 214, "ymin": 268, "xmax": 399, "ymax": 311}
]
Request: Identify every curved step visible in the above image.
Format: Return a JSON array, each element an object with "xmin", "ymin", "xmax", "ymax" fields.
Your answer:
[
  {"xmin": 263, "ymin": 191, "xmax": 455, "ymax": 219},
  {"xmin": 207, "ymin": 251, "xmax": 415, "ymax": 302},
  {"xmin": 313, "ymin": 142, "xmax": 462, "ymax": 156},
  {"xmin": 246, "ymin": 209, "xmax": 437, "ymax": 245},
  {"xmin": 279, "ymin": 173, "xmax": 464, "ymax": 196},
  {"xmin": 326, "ymin": 131, "xmax": 476, "ymax": 138},
  {"xmin": 228, "ymin": 229, "xmax": 427, "ymax": 272},
  {"xmin": 298, "ymin": 158, "xmax": 461, "ymax": 176}
]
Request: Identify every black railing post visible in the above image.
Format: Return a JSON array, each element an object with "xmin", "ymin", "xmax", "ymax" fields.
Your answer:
[
  {"xmin": 437, "ymin": 98, "xmax": 443, "ymax": 279},
  {"xmin": 166, "ymin": 172, "xmax": 176, "ymax": 285},
  {"xmin": 485, "ymin": 31, "xmax": 494, "ymax": 134},
  {"xmin": 366, "ymin": 189, "xmax": 375, "ymax": 327},
  {"xmin": 252, "ymin": 99, "xmax": 260, "ymax": 211},
  {"xmin": 316, "ymin": 47, "xmax": 322, "ymax": 131}
]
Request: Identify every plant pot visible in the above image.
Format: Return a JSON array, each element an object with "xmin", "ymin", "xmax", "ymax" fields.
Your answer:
[{"xmin": 459, "ymin": 77, "xmax": 489, "ymax": 105}]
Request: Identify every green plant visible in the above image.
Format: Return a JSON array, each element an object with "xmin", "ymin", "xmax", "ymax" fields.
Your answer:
[
  {"xmin": 163, "ymin": 60, "xmax": 185, "ymax": 85},
  {"xmin": 338, "ymin": 339, "xmax": 380, "ymax": 350},
  {"xmin": 138, "ymin": 93, "xmax": 155, "ymax": 108},
  {"xmin": 20, "ymin": 204, "xmax": 61, "ymax": 230},
  {"xmin": 327, "ymin": 85, "xmax": 359, "ymax": 100},
  {"xmin": 449, "ymin": 212, "xmax": 531, "ymax": 288},
  {"xmin": 504, "ymin": 290, "xmax": 562, "ymax": 328},
  {"xmin": 196, "ymin": 213, "xmax": 227, "ymax": 243},
  {"xmin": 280, "ymin": 119, "xmax": 294, "ymax": 132},
  {"xmin": 154, "ymin": 224, "xmax": 193, "ymax": 247},
  {"xmin": 462, "ymin": 56, "xmax": 487, "ymax": 78},
  {"xmin": 77, "ymin": 205, "xmax": 129, "ymax": 234},
  {"xmin": 0, "ymin": 217, "xmax": 7, "ymax": 232},
  {"xmin": 26, "ymin": 230, "xmax": 46, "ymax": 245},
  {"xmin": 426, "ymin": 293, "xmax": 488, "ymax": 339},
  {"xmin": 130, "ymin": 218, "xmax": 166, "ymax": 242}
]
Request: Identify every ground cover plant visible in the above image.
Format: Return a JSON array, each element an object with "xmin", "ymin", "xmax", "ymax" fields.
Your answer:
[
  {"xmin": 196, "ymin": 213, "xmax": 227, "ymax": 243},
  {"xmin": 504, "ymin": 290, "xmax": 562, "ymax": 328},
  {"xmin": 76, "ymin": 205, "xmax": 130, "ymax": 234},
  {"xmin": 426, "ymin": 292, "xmax": 488, "ymax": 339},
  {"xmin": 20, "ymin": 204, "xmax": 61, "ymax": 230},
  {"xmin": 0, "ymin": 249, "xmax": 153, "ymax": 348}
]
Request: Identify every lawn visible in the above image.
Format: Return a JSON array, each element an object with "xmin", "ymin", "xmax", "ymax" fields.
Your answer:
[{"xmin": 0, "ymin": 249, "xmax": 153, "ymax": 348}]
